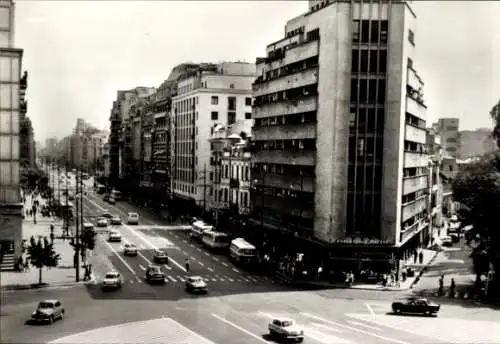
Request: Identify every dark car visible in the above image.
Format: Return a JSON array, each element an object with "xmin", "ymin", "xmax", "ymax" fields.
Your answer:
[
  {"xmin": 30, "ymin": 300, "xmax": 65, "ymax": 324},
  {"xmin": 392, "ymin": 297, "xmax": 440, "ymax": 316},
  {"xmin": 153, "ymin": 249, "xmax": 169, "ymax": 264},
  {"xmin": 145, "ymin": 265, "xmax": 166, "ymax": 284},
  {"xmin": 103, "ymin": 194, "xmax": 110, "ymax": 202}
]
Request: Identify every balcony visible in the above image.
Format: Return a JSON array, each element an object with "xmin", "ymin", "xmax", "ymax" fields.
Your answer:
[
  {"xmin": 407, "ymin": 67, "xmax": 423, "ymax": 93},
  {"xmin": 253, "ymin": 96, "xmax": 317, "ymax": 119},
  {"xmin": 402, "ymin": 197, "xmax": 427, "ymax": 222},
  {"xmin": 406, "ymin": 95, "xmax": 426, "ymax": 121},
  {"xmin": 253, "ymin": 149, "xmax": 315, "ymax": 166},
  {"xmin": 404, "ymin": 124, "xmax": 426, "ymax": 144},
  {"xmin": 254, "ymin": 122, "xmax": 316, "ymax": 141},
  {"xmin": 257, "ymin": 173, "xmax": 314, "ymax": 193},
  {"xmin": 400, "ymin": 218, "xmax": 427, "ymax": 244},
  {"xmin": 20, "ymin": 71, "xmax": 28, "ymax": 90},
  {"xmin": 404, "ymin": 151, "xmax": 428, "ymax": 168},
  {"xmin": 403, "ymin": 175, "xmax": 428, "ymax": 195},
  {"xmin": 254, "ymin": 68, "xmax": 318, "ymax": 97},
  {"xmin": 263, "ymin": 40, "xmax": 320, "ymax": 71},
  {"xmin": 20, "ymin": 100, "xmax": 27, "ymax": 113}
]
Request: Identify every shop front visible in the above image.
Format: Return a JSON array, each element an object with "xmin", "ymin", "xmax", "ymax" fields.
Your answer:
[{"xmin": 0, "ymin": 206, "xmax": 23, "ymax": 266}]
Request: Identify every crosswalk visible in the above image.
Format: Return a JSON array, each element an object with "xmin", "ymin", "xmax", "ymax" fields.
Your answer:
[{"xmin": 94, "ymin": 273, "xmax": 270, "ymax": 285}]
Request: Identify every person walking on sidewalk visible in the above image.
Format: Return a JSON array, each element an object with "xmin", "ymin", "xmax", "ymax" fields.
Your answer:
[
  {"xmin": 185, "ymin": 258, "xmax": 190, "ymax": 273},
  {"xmin": 449, "ymin": 278, "xmax": 456, "ymax": 298}
]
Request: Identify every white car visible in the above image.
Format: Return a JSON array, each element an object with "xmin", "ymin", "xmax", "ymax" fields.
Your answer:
[
  {"xmin": 108, "ymin": 230, "xmax": 122, "ymax": 242},
  {"xmin": 111, "ymin": 215, "xmax": 122, "ymax": 225},
  {"xmin": 97, "ymin": 217, "xmax": 108, "ymax": 227},
  {"xmin": 268, "ymin": 318, "xmax": 304, "ymax": 342},
  {"xmin": 123, "ymin": 243, "xmax": 138, "ymax": 256},
  {"xmin": 127, "ymin": 212, "xmax": 139, "ymax": 225},
  {"xmin": 102, "ymin": 271, "xmax": 122, "ymax": 289}
]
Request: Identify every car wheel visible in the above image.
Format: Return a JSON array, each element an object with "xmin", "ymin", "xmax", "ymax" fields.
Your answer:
[
  {"xmin": 297, "ymin": 339, "xmax": 304, "ymax": 343},
  {"xmin": 394, "ymin": 308, "xmax": 401, "ymax": 314},
  {"xmin": 424, "ymin": 310, "xmax": 431, "ymax": 316}
]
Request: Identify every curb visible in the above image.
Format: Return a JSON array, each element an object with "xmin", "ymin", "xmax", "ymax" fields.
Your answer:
[
  {"xmin": 408, "ymin": 250, "xmax": 440, "ymax": 289},
  {"xmin": 0, "ymin": 274, "xmax": 96, "ymax": 291}
]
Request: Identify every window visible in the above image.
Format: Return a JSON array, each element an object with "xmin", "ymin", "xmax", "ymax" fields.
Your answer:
[
  {"xmin": 211, "ymin": 111, "xmax": 218, "ymax": 120},
  {"xmin": 377, "ymin": 79, "xmax": 386, "ymax": 104},
  {"xmin": 228, "ymin": 97, "xmax": 236, "ymax": 111},
  {"xmin": 211, "ymin": 96, "xmax": 218, "ymax": 105},
  {"xmin": 228, "ymin": 112, "xmax": 236, "ymax": 125},
  {"xmin": 361, "ymin": 20, "xmax": 370, "ymax": 43},
  {"xmin": 229, "ymin": 83, "xmax": 235, "ymax": 89},
  {"xmin": 408, "ymin": 29, "xmax": 415, "ymax": 46},
  {"xmin": 359, "ymin": 79, "xmax": 368, "ymax": 103},
  {"xmin": 0, "ymin": 84, "xmax": 11, "ymax": 108},
  {"xmin": 352, "ymin": 20, "xmax": 360, "ymax": 42},
  {"xmin": 380, "ymin": 21, "xmax": 388, "ymax": 43},
  {"xmin": 350, "ymin": 79, "xmax": 358, "ymax": 102},
  {"xmin": 245, "ymin": 97, "xmax": 252, "ymax": 106},
  {"xmin": 351, "ymin": 49, "xmax": 359, "ymax": 73},
  {"xmin": 378, "ymin": 50, "xmax": 387, "ymax": 73},
  {"xmin": 0, "ymin": 56, "xmax": 11, "ymax": 82},
  {"xmin": 360, "ymin": 50, "xmax": 369, "ymax": 73},
  {"xmin": 370, "ymin": 21, "xmax": 379, "ymax": 43},
  {"xmin": 245, "ymin": 112, "xmax": 252, "ymax": 119}
]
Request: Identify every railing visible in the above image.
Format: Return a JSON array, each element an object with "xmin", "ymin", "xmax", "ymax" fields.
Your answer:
[
  {"xmin": 253, "ymin": 96, "xmax": 317, "ymax": 119},
  {"xmin": 404, "ymin": 151, "xmax": 428, "ymax": 168},
  {"xmin": 401, "ymin": 197, "xmax": 427, "ymax": 222},
  {"xmin": 253, "ymin": 68, "xmax": 318, "ymax": 97},
  {"xmin": 406, "ymin": 94, "xmax": 426, "ymax": 121},
  {"xmin": 253, "ymin": 121, "xmax": 316, "ymax": 141},
  {"xmin": 404, "ymin": 124, "xmax": 426, "ymax": 144},
  {"xmin": 403, "ymin": 175, "xmax": 428, "ymax": 195}
]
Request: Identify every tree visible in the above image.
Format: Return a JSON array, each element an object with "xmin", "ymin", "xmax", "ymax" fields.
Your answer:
[
  {"xmin": 69, "ymin": 227, "xmax": 96, "ymax": 264},
  {"xmin": 26, "ymin": 236, "xmax": 60, "ymax": 285},
  {"xmin": 452, "ymin": 152, "xmax": 500, "ymax": 287}
]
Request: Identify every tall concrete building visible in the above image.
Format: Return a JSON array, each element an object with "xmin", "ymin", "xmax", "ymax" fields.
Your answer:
[
  {"xmin": 171, "ymin": 62, "xmax": 255, "ymax": 212},
  {"xmin": 0, "ymin": 0, "xmax": 26, "ymax": 268},
  {"xmin": 436, "ymin": 117, "xmax": 459, "ymax": 157},
  {"xmin": 251, "ymin": 0, "xmax": 428, "ymax": 272}
]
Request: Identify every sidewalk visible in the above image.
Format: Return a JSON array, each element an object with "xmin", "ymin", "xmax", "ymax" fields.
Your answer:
[
  {"xmin": 0, "ymin": 218, "xmax": 92, "ymax": 290},
  {"xmin": 276, "ymin": 248, "xmax": 439, "ymax": 291}
]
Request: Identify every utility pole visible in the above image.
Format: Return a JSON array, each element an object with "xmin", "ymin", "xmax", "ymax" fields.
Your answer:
[
  {"xmin": 79, "ymin": 171, "xmax": 84, "ymax": 265},
  {"xmin": 74, "ymin": 171, "xmax": 80, "ymax": 282},
  {"xmin": 64, "ymin": 164, "xmax": 69, "ymax": 236}
]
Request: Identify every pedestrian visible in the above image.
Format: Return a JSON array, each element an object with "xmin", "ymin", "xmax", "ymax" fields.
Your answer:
[
  {"xmin": 438, "ymin": 274, "xmax": 444, "ymax": 296},
  {"xmin": 413, "ymin": 250, "xmax": 418, "ymax": 264},
  {"xmin": 419, "ymin": 251, "xmax": 424, "ymax": 264},
  {"xmin": 449, "ymin": 278, "xmax": 456, "ymax": 298},
  {"xmin": 185, "ymin": 258, "xmax": 190, "ymax": 273}
]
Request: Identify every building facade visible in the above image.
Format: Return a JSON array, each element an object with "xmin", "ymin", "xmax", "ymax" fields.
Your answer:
[
  {"xmin": 251, "ymin": 0, "xmax": 428, "ymax": 273},
  {"xmin": 0, "ymin": 0, "xmax": 26, "ymax": 267},
  {"xmin": 458, "ymin": 128, "xmax": 496, "ymax": 159},
  {"xmin": 20, "ymin": 115, "xmax": 35, "ymax": 167},
  {"xmin": 436, "ymin": 117, "xmax": 459, "ymax": 158},
  {"xmin": 171, "ymin": 62, "xmax": 255, "ymax": 212}
]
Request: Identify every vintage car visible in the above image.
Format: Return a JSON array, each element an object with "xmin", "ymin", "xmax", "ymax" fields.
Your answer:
[
  {"xmin": 30, "ymin": 300, "xmax": 65, "ymax": 324},
  {"xmin": 96, "ymin": 217, "xmax": 108, "ymax": 227},
  {"xmin": 102, "ymin": 271, "xmax": 123, "ymax": 289},
  {"xmin": 123, "ymin": 243, "xmax": 138, "ymax": 256},
  {"xmin": 153, "ymin": 249, "xmax": 169, "ymax": 264},
  {"xmin": 185, "ymin": 276, "xmax": 208, "ymax": 294},
  {"xmin": 268, "ymin": 317, "xmax": 304, "ymax": 342},
  {"xmin": 108, "ymin": 230, "xmax": 122, "ymax": 242},
  {"xmin": 145, "ymin": 265, "xmax": 166, "ymax": 284},
  {"xmin": 392, "ymin": 297, "xmax": 440, "ymax": 316},
  {"xmin": 110, "ymin": 215, "xmax": 122, "ymax": 225}
]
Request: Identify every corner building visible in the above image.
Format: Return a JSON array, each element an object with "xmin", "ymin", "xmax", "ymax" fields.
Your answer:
[{"xmin": 251, "ymin": 0, "xmax": 428, "ymax": 274}]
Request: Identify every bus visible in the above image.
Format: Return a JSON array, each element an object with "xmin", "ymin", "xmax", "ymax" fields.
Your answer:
[
  {"xmin": 111, "ymin": 190, "xmax": 123, "ymax": 201},
  {"xmin": 190, "ymin": 221, "xmax": 213, "ymax": 240},
  {"xmin": 229, "ymin": 238, "xmax": 257, "ymax": 265},
  {"xmin": 201, "ymin": 231, "xmax": 231, "ymax": 251}
]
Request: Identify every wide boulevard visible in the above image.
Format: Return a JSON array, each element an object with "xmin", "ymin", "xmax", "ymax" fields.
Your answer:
[{"xmin": 2, "ymin": 174, "xmax": 500, "ymax": 344}]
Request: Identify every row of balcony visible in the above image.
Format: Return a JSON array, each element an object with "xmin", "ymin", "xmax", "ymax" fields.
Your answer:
[
  {"xmin": 253, "ymin": 121, "xmax": 316, "ymax": 141},
  {"xmin": 253, "ymin": 149, "xmax": 315, "ymax": 166},
  {"xmin": 404, "ymin": 123, "xmax": 426, "ymax": 144},
  {"xmin": 404, "ymin": 151, "xmax": 428, "ymax": 169},
  {"xmin": 253, "ymin": 67, "xmax": 319, "ymax": 97},
  {"xmin": 253, "ymin": 95, "xmax": 317, "ymax": 119},
  {"xmin": 401, "ymin": 196, "xmax": 427, "ymax": 222},
  {"xmin": 402, "ymin": 175, "xmax": 428, "ymax": 195}
]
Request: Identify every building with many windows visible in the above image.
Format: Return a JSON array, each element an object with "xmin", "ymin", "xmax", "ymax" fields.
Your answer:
[
  {"xmin": 435, "ymin": 118, "xmax": 459, "ymax": 158},
  {"xmin": 251, "ymin": 0, "xmax": 429, "ymax": 274},
  {"xmin": 0, "ymin": 0, "xmax": 26, "ymax": 269},
  {"xmin": 171, "ymin": 62, "xmax": 255, "ymax": 213}
]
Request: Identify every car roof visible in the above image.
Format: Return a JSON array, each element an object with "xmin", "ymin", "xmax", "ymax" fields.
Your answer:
[
  {"xmin": 106, "ymin": 271, "xmax": 119, "ymax": 275},
  {"xmin": 273, "ymin": 317, "xmax": 294, "ymax": 322},
  {"xmin": 148, "ymin": 264, "xmax": 161, "ymax": 269},
  {"xmin": 40, "ymin": 299, "xmax": 59, "ymax": 304},
  {"xmin": 128, "ymin": 212, "xmax": 138, "ymax": 216},
  {"xmin": 188, "ymin": 276, "xmax": 203, "ymax": 280}
]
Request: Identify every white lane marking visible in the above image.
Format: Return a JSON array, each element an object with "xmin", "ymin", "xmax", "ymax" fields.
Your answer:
[
  {"xmin": 122, "ymin": 236, "xmax": 153, "ymax": 267},
  {"xmin": 222, "ymin": 262, "xmax": 228, "ymax": 267},
  {"xmin": 211, "ymin": 314, "xmax": 268, "ymax": 343},
  {"xmin": 301, "ymin": 313, "xmax": 410, "ymax": 344},
  {"xmin": 219, "ymin": 278, "xmax": 225, "ymax": 282},
  {"xmin": 139, "ymin": 264, "xmax": 146, "ymax": 271},
  {"xmin": 233, "ymin": 268, "xmax": 239, "ymax": 273},
  {"xmin": 211, "ymin": 278, "xmax": 217, "ymax": 281},
  {"xmin": 347, "ymin": 320, "xmax": 381, "ymax": 331},
  {"xmin": 190, "ymin": 244, "xmax": 196, "ymax": 248},
  {"xmin": 198, "ymin": 262, "xmax": 204, "ymax": 266},
  {"xmin": 130, "ymin": 280, "xmax": 134, "ymax": 284},
  {"xmin": 204, "ymin": 252, "xmax": 209, "ymax": 256},
  {"xmin": 228, "ymin": 278, "xmax": 234, "ymax": 282},
  {"xmin": 181, "ymin": 251, "xmax": 187, "ymax": 255},
  {"xmin": 163, "ymin": 264, "xmax": 172, "ymax": 270},
  {"xmin": 191, "ymin": 256, "xmax": 196, "ymax": 260},
  {"xmin": 121, "ymin": 224, "xmax": 187, "ymax": 272},
  {"xmin": 213, "ymin": 257, "xmax": 219, "ymax": 262},
  {"xmin": 137, "ymin": 279, "xmax": 142, "ymax": 283},
  {"xmin": 101, "ymin": 238, "xmax": 137, "ymax": 277},
  {"xmin": 311, "ymin": 322, "xmax": 343, "ymax": 333},
  {"xmin": 167, "ymin": 276, "xmax": 177, "ymax": 282},
  {"xmin": 177, "ymin": 276, "xmax": 185, "ymax": 282},
  {"xmin": 365, "ymin": 303, "xmax": 375, "ymax": 316},
  {"xmin": 183, "ymin": 240, "xmax": 188, "ymax": 244},
  {"xmin": 208, "ymin": 267, "xmax": 214, "ymax": 272},
  {"xmin": 196, "ymin": 248, "xmax": 202, "ymax": 252}
]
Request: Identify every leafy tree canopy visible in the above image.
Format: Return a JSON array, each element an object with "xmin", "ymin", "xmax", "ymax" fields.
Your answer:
[{"xmin": 26, "ymin": 236, "xmax": 60, "ymax": 284}]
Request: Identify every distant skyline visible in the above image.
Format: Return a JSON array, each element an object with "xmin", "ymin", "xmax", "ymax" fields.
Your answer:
[{"xmin": 14, "ymin": 1, "xmax": 500, "ymax": 141}]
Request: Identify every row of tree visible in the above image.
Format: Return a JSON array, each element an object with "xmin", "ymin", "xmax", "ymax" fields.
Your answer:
[{"xmin": 452, "ymin": 109, "xmax": 500, "ymax": 297}]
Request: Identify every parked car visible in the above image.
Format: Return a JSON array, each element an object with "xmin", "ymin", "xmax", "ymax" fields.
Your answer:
[
  {"xmin": 268, "ymin": 317, "xmax": 304, "ymax": 342},
  {"xmin": 101, "ymin": 211, "xmax": 113, "ymax": 219},
  {"xmin": 127, "ymin": 212, "xmax": 139, "ymax": 225},
  {"xmin": 96, "ymin": 217, "xmax": 108, "ymax": 227},
  {"xmin": 153, "ymin": 249, "xmax": 169, "ymax": 264},
  {"xmin": 110, "ymin": 215, "xmax": 122, "ymax": 225},
  {"xmin": 108, "ymin": 230, "xmax": 122, "ymax": 242},
  {"xmin": 145, "ymin": 265, "xmax": 166, "ymax": 284},
  {"xmin": 103, "ymin": 194, "xmax": 110, "ymax": 202},
  {"xmin": 441, "ymin": 236, "xmax": 453, "ymax": 247},
  {"xmin": 123, "ymin": 243, "xmax": 138, "ymax": 256},
  {"xmin": 108, "ymin": 197, "xmax": 116, "ymax": 205},
  {"xmin": 102, "ymin": 271, "xmax": 122, "ymax": 289},
  {"xmin": 392, "ymin": 297, "xmax": 440, "ymax": 316},
  {"xmin": 185, "ymin": 276, "xmax": 208, "ymax": 294},
  {"xmin": 30, "ymin": 300, "xmax": 65, "ymax": 324}
]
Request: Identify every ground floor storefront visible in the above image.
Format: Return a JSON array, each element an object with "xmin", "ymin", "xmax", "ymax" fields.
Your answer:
[{"xmin": 0, "ymin": 204, "xmax": 23, "ymax": 270}]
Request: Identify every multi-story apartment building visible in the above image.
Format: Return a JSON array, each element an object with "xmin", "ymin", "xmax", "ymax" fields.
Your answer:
[
  {"xmin": 458, "ymin": 128, "xmax": 496, "ymax": 159},
  {"xmin": 426, "ymin": 128, "xmax": 443, "ymax": 245},
  {"xmin": 251, "ymin": 0, "xmax": 429, "ymax": 273},
  {"xmin": 171, "ymin": 62, "xmax": 255, "ymax": 214},
  {"xmin": 209, "ymin": 119, "xmax": 253, "ymax": 225},
  {"xmin": 436, "ymin": 118, "xmax": 459, "ymax": 158},
  {"xmin": 0, "ymin": 0, "xmax": 27, "ymax": 268},
  {"xmin": 102, "ymin": 143, "xmax": 110, "ymax": 178}
]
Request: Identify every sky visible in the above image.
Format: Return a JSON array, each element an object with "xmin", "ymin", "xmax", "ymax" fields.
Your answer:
[{"xmin": 13, "ymin": 0, "xmax": 500, "ymax": 143}]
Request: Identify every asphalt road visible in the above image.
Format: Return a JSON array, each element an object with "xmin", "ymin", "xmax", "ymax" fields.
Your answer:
[{"xmin": 8, "ymin": 171, "xmax": 495, "ymax": 344}]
